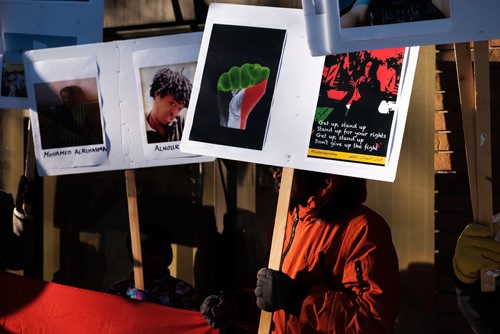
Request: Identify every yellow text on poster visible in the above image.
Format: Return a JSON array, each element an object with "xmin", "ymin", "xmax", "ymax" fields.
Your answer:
[{"xmin": 308, "ymin": 148, "xmax": 386, "ymax": 165}]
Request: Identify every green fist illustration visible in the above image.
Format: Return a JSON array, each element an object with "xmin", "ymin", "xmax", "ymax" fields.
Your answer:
[
  {"xmin": 217, "ymin": 63, "xmax": 270, "ymax": 130},
  {"xmin": 217, "ymin": 63, "xmax": 270, "ymax": 92}
]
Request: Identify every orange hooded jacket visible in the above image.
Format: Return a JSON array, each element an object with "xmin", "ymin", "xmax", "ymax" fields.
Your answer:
[{"xmin": 272, "ymin": 176, "xmax": 399, "ymax": 333}]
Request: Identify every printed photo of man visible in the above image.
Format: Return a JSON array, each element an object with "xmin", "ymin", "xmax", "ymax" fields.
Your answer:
[{"xmin": 145, "ymin": 67, "xmax": 192, "ymax": 144}]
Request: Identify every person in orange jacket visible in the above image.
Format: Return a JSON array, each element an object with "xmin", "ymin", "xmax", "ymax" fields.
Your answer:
[{"xmin": 202, "ymin": 169, "xmax": 399, "ymax": 333}]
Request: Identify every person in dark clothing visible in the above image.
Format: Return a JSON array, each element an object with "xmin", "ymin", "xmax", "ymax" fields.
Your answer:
[
  {"xmin": 346, "ymin": 58, "xmax": 384, "ymax": 130},
  {"xmin": 145, "ymin": 67, "xmax": 192, "ymax": 144},
  {"xmin": 453, "ymin": 221, "xmax": 500, "ymax": 334},
  {"xmin": 0, "ymin": 190, "xmax": 14, "ymax": 271},
  {"xmin": 0, "ymin": 175, "xmax": 37, "ymax": 271},
  {"xmin": 108, "ymin": 224, "xmax": 199, "ymax": 311}
]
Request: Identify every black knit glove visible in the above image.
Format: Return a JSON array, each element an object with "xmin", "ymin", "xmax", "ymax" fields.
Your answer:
[
  {"xmin": 14, "ymin": 175, "xmax": 35, "ymax": 218},
  {"xmin": 200, "ymin": 294, "xmax": 237, "ymax": 329},
  {"xmin": 12, "ymin": 175, "xmax": 36, "ymax": 237},
  {"xmin": 254, "ymin": 267, "xmax": 309, "ymax": 317}
]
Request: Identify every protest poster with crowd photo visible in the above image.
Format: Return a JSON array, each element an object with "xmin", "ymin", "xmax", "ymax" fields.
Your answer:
[
  {"xmin": 24, "ymin": 32, "xmax": 213, "ymax": 176},
  {"xmin": 181, "ymin": 4, "xmax": 419, "ymax": 182},
  {"xmin": 0, "ymin": 0, "xmax": 103, "ymax": 109},
  {"xmin": 308, "ymin": 48, "xmax": 406, "ymax": 166}
]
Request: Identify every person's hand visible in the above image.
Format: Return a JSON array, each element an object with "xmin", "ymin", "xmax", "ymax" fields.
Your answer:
[
  {"xmin": 12, "ymin": 175, "xmax": 36, "ymax": 237},
  {"xmin": 200, "ymin": 294, "xmax": 237, "ymax": 329},
  {"xmin": 255, "ymin": 268, "xmax": 308, "ymax": 316},
  {"xmin": 14, "ymin": 175, "xmax": 35, "ymax": 217},
  {"xmin": 453, "ymin": 223, "xmax": 500, "ymax": 284}
]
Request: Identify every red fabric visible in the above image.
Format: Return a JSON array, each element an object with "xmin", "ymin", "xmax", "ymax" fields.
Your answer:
[{"xmin": 0, "ymin": 271, "xmax": 218, "ymax": 334}]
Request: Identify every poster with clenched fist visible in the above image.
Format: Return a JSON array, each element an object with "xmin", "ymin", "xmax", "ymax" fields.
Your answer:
[
  {"xmin": 181, "ymin": 4, "xmax": 419, "ymax": 182},
  {"xmin": 188, "ymin": 23, "xmax": 285, "ymax": 150}
]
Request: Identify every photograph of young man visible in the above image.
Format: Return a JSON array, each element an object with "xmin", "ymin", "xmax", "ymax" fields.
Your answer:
[{"xmin": 145, "ymin": 67, "xmax": 192, "ymax": 144}]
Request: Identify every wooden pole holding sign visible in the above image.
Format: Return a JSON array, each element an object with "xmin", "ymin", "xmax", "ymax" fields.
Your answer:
[
  {"xmin": 472, "ymin": 41, "xmax": 496, "ymax": 292},
  {"xmin": 258, "ymin": 167, "xmax": 294, "ymax": 334},
  {"xmin": 454, "ymin": 43, "xmax": 478, "ymax": 221},
  {"xmin": 454, "ymin": 41, "xmax": 495, "ymax": 292},
  {"xmin": 124, "ymin": 169, "xmax": 145, "ymax": 291},
  {"xmin": 22, "ymin": 120, "xmax": 37, "ymax": 217},
  {"xmin": 25, "ymin": 120, "xmax": 36, "ymax": 181},
  {"xmin": 472, "ymin": 41, "xmax": 493, "ymax": 228}
]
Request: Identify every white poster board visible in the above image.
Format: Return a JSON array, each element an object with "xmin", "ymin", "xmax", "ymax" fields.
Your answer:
[
  {"xmin": 180, "ymin": 4, "xmax": 419, "ymax": 182},
  {"xmin": 0, "ymin": 0, "xmax": 103, "ymax": 109},
  {"xmin": 303, "ymin": 0, "xmax": 500, "ymax": 55},
  {"xmin": 23, "ymin": 32, "xmax": 214, "ymax": 176}
]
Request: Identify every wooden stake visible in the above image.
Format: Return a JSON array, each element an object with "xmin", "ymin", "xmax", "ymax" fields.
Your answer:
[
  {"xmin": 258, "ymin": 167, "xmax": 294, "ymax": 334},
  {"xmin": 454, "ymin": 41, "xmax": 495, "ymax": 292},
  {"xmin": 472, "ymin": 40, "xmax": 493, "ymax": 232},
  {"xmin": 454, "ymin": 42, "xmax": 478, "ymax": 221},
  {"xmin": 25, "ymin": 120, "xmax": 36, "ymax": 181},
  {"xmin": 473, "ymin": 41, "xmax": 495, "ymax": 292},
  {"xmin": 22, "ymin": 121, "xmax": 37, "ymax": 216},
  {"xmin": 124, "ymin": 169, "xmax": 145, "ymax": 290}
]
